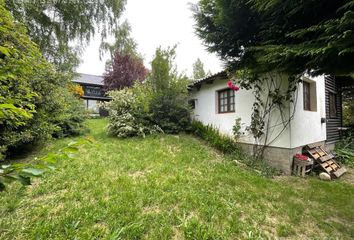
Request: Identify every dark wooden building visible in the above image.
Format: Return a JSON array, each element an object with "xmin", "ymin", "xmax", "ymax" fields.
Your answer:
[
  {"xmin": 325, "ymin": 76, "xmax": 345, "ymax": 143},
  {"xmin": 72, "ymin": 73, "xmax": 110, "ymax": 116}
]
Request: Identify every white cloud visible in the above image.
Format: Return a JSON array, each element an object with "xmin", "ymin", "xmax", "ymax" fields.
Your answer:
[{"xmin": 77, "ymin": 0, "xmax": 223, "ymax": 77}]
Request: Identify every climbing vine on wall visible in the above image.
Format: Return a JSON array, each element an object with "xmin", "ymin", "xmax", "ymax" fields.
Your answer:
[{"xmin": 228, "ymin": 70, "xmax": 301, "ymax": 158}]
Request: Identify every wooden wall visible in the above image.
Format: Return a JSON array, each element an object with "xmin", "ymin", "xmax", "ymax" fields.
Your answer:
[{"xmin": 325, "ymin": 76, "xmax": 342, "ymax": 143}]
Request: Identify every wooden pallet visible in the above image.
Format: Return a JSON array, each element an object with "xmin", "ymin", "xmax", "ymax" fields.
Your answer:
[{"xmin": 305, "ymin": 144, "xmax": 347, "ymax": 178}]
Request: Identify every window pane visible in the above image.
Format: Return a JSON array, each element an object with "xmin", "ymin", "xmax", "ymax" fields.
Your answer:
[
  {"xmin": 329, "ymin": 93, "xmax": 337, "ymax": 118},
  {"xmin": 87, "ymin": 100, "xmax": 99, "ymax": 114},
  {"xmin": 303, "ymin": 82, "xmax": 311, "ymax": 110},
  {"xmin": 218, "ymin": 89, "xmax": 236, "ymax": 113}
]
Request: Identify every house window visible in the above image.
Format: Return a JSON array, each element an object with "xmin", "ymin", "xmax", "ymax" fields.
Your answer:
[
  {"xmin": 188, "ymin": 99, "xmax": 196, "ymax": 109},
  {"xmin": 303, "ymin": 81, "xmax": 317, "ymax": 111},
  {"xmin": 218, "ymin": 89, "xmax": 235, "ymax": 113},
  {"xmin": 87, "ymin": 99, "xmax": 100, "ymax": 114},
  {"xmin": 329, "ymin": 92, "xmax": 337, "ymax": 118},
  {"xmin": 85, "ymin": 86, "xmax": 102, "ymax": 97},
  {"xmin": 303, "ymin": 81, "xmax": 311, "ymax": 111}
]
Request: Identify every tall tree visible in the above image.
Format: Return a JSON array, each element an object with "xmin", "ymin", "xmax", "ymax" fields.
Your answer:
[
  {"xmin": 149, "ymin": 46, "xmax": 180, "ymax": 92},
  {"xmin": 99, "ymin": 20, "xmax": 137, "ymax": 60},
  {"xmin": 5, "ymin": 0, "xmax": 127, "ymax": 72},
  {"xmin": 0, "ymin": 1, "xmax": 86, "ymax": 159},
  {"xmin": 192, "ymin": 58, "xmax": 207, "ymax": 80},
  {"xmin": 148, "ymin": 46, "xmax": 191, "ymax": 133},
  {"xmin": 193, "ymin": 0, "xmax": 354, "ymax": 76},
  {"xmin": 103, "ymin": 51, "xmax": 148, "ymax": 91}
]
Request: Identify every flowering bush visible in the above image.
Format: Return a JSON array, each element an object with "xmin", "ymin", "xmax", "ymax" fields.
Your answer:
[
  {"xmin": 102, "ymin": 46, "xmax": 191, "ymax": 137},
  {"xmin": 68, "ymin": 83, "xmax": 84, "ymax": 97},
  {"xmin": 101, "ymin": 84, "xmax": 162, "ymax": 138},
  {"xmin": 227, "ymin": 81, "xmax": 240, "ymax": 91}
]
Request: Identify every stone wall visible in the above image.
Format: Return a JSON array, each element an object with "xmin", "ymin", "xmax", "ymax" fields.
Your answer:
[{"xmin": 238, "ymin": 141, "xmax": 327, "ymax": 175}]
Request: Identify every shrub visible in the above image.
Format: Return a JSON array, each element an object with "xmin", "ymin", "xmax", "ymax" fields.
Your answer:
[
  {"xmin": 191, "ymin": 121, "xmax": 239, "ymax": 154},
  {"xmin": 335, "ymin": 135, "xmax": 354, "ymax": 168},
  {"xmin": 191, "ymin": 120, "xmax": 280, "ymax": 177},
  {"xmin": 150, "ymin": 92, "xmax": 191, "ymax": 134},
  {"xmin": 53, "ymin": 93, "xmax": 87, "ymax": 138},
  {"xmin": 0, "ymin": 3, "xmax": 86, "ymax": 160},
  {"xmin": 148, "ymin": 46, "xmax": 191, "ymax": 133},
  {"xmin": 102, "ymin": 85, "xmax": 162, "ymax": 138},
  {"xmin": 68, "ymin": 83, "xmax": 84, "ymax": 97},
  {"xmin": 103, "ymin": 46, "xmax": 192, "ymax": 137},
  {"xmin": 232, "ymin": 117, "xmax": 243, "ymax": 141}
]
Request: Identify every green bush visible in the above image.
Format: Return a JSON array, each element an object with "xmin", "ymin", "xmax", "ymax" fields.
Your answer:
[
  {"xmin": 103, "ymin": 46, "xmax": 191, "ymax": 137},
  {"xmin": 335, "ymin": 136, "xmax": 354, "ymax": 168},
  {"xmin": 191, "ymin": 120, "xmax": 280, "ymax": 177},
  {"xmin": 0, "ymin": 2, "xmax": 86, "ymax": 160},
  {"xmin": 53, "ymin": 93, "xmax": 87, "ymax": 138},
  {"xmin": 148, "ymin": 46, "xmax": 191, "ymax": 134},
  {"xmin": 102, "ymin": 85, "xmax": 162, "ymax": 138},
  {"xmin": 150, "ymin": 92, "xmax": 191, "ymax": 134},
  {"xmin": 191, "ymin": 121, "xmax": 238, "ymax": 154}
]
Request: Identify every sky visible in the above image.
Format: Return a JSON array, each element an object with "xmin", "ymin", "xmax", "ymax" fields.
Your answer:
[{"xmin": 77, "ymin": 0, "xmax": 223, "ymax": 77}]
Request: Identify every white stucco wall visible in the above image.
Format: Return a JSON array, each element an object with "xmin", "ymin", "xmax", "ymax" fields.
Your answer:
[
  {"xmin": 289, "ymin": 75, "xmax": 327, "ymax": 148},
  {"xmin": 190, "ymin": 79, "xmax": 249, "ymax": 136},
  {"xmin": 190, "ymin": 74, "xmax": 327, "ymax": 149},
  {"xmin": 190, "ymin": 78, "xmax": 292, "ymax": 148}
]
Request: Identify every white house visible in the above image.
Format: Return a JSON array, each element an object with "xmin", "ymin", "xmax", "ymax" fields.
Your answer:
[{"xmin": 189, "ymin": 71, "xmax": 343, "ymax": 174}]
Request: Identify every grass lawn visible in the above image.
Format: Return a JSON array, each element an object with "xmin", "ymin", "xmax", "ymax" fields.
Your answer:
[{"xmin": 1, "ymin": 119, "xmax": 353, "ymax": 239}]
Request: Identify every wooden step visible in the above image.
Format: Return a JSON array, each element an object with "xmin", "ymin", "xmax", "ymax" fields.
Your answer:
[
  {"xmin": 308, "ymin": 149, "xmax": 320, "ymax": 159},
  {"xmin": 330, "ymin": 164, "xmax": 338, "ymax": 171},
  {"xmin": 307, "ymin": 143, "xmax": 323, "ymax": 149},
  {"xmin": 317, "ymin": 150, "xmax": 326, "ymax": 157},
  {"xmin": 319, "ymin": 147, "xmax": 329, "ymax": 155},
  {"xmin": 333, "ymin": 167, "xmax": 347, "ymax": 178},
  {"xmin": 319, "ymin": 154, "xmax": 334, "ymax": 162}
]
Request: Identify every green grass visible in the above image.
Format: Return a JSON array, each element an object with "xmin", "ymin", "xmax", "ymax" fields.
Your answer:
[{"xmin": 1, "ymin": 119, "xmax": 354, "ymax": 239}]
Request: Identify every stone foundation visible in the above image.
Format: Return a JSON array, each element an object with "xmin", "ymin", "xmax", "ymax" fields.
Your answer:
[{"xmin": 238, "ymin": 141, "xmax": 327, "ymax": 175}]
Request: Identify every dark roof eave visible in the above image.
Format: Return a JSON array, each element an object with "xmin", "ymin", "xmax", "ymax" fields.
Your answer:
[
  {"xmin": 81, "ymin": 96, "xmax": 111, "ymax": 100},
  {"xmin": 188, "ymin": 70, "xmax": 227, "ymax": 88},
  {"xmin": 72, "ymin": 81, "xmax": 104, "ymax": 87}
]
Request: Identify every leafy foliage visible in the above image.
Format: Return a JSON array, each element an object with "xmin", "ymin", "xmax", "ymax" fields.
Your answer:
[
  {"xmin": 68, "ymin": 83, "xmax": 84, "ymax": 98},
  {"xmin": 102, "ymin": 84, "xmax": 162, "ymax": 138},
  {"xmin": 52, "ymin": 93, "xmax": 87, "ymax": 138},
  {"xmin": 100, "ymin": 20, "xmax": 138, "ymax": 60},
  {"xmin": 0, "ymin": 2, "xmax": 86, "ymax": 160},
  {"xmin": 148, "ymin": 46, "xmax": 191, "ymax": 133},
  {"xmin": 0, "ymin": 139, "xmax": 86, "ymax": 192},
  {"xmin": 335, "ymin": 136, "xmax": 354, "ymax": 168},
  {"xmin": 5, "ymin": 0, "xmax": 127, "ymax": 71},
  {"xmin": 192, "ymin": 58, "xmax": 209, "ymax": 80},
  {"xmin": 191, "ymin": 120, "xmax": 280, "ymax": 176},
  {"xmin": 342, "ymin": 84, "xmax": 354, "ymax": 126},
  {"xmin": 150, "ymin": 93, "xmax": 191, "ymax": 134},
  {"xmin": 193, "ymin": 0, "xmax": 354, "ymax": 76},
  {"xmin": 103, "ymin": 51, "xmax": 148, "ymax": 91},
  {"xmin": 232, "ymin": 117, "xmax": 243, "ymax": 141},
  {"xmin": 103, "ymin": 46, "xmax": 192, "ymax": 136},
  {"xmin": 191, "ymin": 121, "xmax": 240, "ymax": 154}
]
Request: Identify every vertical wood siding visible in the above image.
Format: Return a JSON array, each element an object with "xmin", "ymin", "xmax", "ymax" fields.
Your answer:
[{"xmin": 325, "ymin": 76, "xmax": 342, "ymax": 142}]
